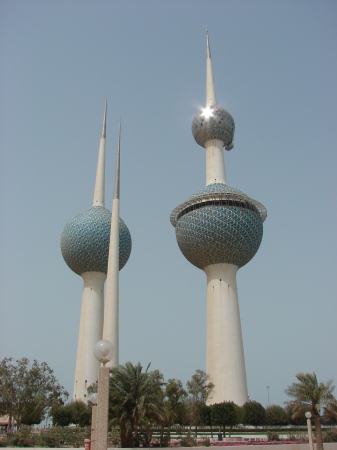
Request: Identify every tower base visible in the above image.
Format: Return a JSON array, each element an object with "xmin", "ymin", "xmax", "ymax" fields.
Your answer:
[{"xmin": 204, "ymin": 263, "xmax": 248, "ymax": 406}]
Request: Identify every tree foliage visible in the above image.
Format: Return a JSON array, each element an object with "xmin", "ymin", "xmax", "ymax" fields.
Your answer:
[
  {"xmin": 0, "ymin": 358, "xmax": 68, "ymax": 429},
  {"xmin": 198, "ymin": 404, "xmax": 211, "ymax": 426},
  {"xmin": 285, "ymin": 372, "xmax": 336, "ymax": 450},
  {"xmin": 51, "ymin": 400, "xmax": 91, "ymax": 427},
  {"xmin": 164, "ymin": 378, "xmax": 187, "ymax": 426},
  {"xmin": 108, "ymin": 362, "xmax": 166, "ymax": 448},
  {"xmin": 211, "ymin": 402, "xmax": 238, "ymax": 436},
  {"xmin": 186, "ymin": 369, "xmax": 214, "ymax": 436},
  {"xmin": 265, "ymin": 404, "xmax": 289, "ymax": 426},
  {"xmin": 243, "ymin": 401, "xmax": 266, "ymax": 426},
  {"xmin": 322, "ymin": 401, "xmax": 337, "ymax": 425},
  {"xmin": 186, "ymin": 369, "xmax": 214, "ymax": 405}
]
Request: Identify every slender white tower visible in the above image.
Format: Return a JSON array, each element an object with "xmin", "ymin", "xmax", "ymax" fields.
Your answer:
[
  {"xmin": 171, "ymin": 32, "xmax": 267, "ymax": 406},
  {"xmin": 61, "ymin": 104, "xmax": 132, "ymax": 401},
  {"xmin": 69, "ymin": 102, "xmax": 107, "ymax": 401},
  {"xmin": 103, "ymin": 121, "xmax": 121, "ymax": 367}
]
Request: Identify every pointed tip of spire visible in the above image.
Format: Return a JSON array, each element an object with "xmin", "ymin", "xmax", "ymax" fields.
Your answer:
[
  {"xmin": 101, "ymin": 99, "xmax": 107, "ymax": 138},
  {"xmin": 206, "ymin": 28, "xmax": 211, "ymax": 59}
]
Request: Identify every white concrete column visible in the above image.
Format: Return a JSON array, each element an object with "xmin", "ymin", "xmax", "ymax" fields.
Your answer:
[
  {"xmin": 73, "ymin": 271, "xmax": 106, "ymax": 401},
  {"xmin": 206, "ymin": 139, "xmax": 227, "ymax": 185},
  {"xmin": 103, "ymin": 122, "xmax": 121, "ymax": 367},
  {"xmin": 103, "ymin": 198, "xmax": 119, "ymax": 367},
  {"xmin": 204, "ymin": 263, "xmax": 248, "ymax": 406}
]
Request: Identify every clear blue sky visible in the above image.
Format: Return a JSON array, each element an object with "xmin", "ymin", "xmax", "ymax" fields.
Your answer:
[{"xmin": 1, "ymin": 0, "xmax": 336, "ymax": 407}]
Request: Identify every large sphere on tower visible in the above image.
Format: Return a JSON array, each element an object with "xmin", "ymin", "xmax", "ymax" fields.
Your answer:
[
  {"xmin": 61, "ymin": 206, "xmax": 132, "ymax": 276},
  {"xmin": 171, "ymin": 183, "xmax": 265, "ymax": 270}
]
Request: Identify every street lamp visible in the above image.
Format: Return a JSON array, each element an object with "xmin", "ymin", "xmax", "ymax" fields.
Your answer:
[
  {"xmin": 305, "ymin": 412, "xmax": 314, "ymax": 450},
  {"xmin": 94, "ymin": 340, "xmax": 114, "ymax": 450}
]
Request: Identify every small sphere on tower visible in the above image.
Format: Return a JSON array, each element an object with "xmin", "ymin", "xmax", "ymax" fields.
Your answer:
[
  {"xmin": 192, "ymin": 105, "xmax": 235, "ymax": 149},
  {"xmin": 60, "ymin": 206, "xmax": 132, "ymax": 276}
]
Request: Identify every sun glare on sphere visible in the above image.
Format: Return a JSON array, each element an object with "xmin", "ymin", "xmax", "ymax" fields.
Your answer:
[{"xmin": 202, "ymin": 107, "xmax": 212, "ymax": 119}]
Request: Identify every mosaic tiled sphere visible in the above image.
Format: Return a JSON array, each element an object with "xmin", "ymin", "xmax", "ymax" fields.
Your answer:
[
  {"xmin": 61, "ymin": 206, "xmax": 132, "ymax": 276},
  {"xmin": 175, "ymin": 206, "xmax": 263, "ymax": 270},
  {"xmin": 192, "ymin": 105, "xmax": 235, "ymax": 148}
]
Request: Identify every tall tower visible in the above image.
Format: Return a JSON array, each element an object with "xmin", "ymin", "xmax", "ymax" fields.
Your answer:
[
  {"xmin": 170, "ymin": 33, "xmax": 267, "ymax": 406},
  {"xmin": 61, "ymin": 102, "xmax": 132, "ymax": 401}
]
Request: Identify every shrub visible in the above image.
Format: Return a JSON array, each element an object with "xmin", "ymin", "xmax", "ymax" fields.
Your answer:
[
  {"xmin": 265, "ymin": 405, "xmax": 289, "ymax": 426},
  {"xmin": 180, "ymin": 430, "xmax": 197, "ymax": 447},
  {"xmin": 287, "ymin": 433, "xmax": 308, "ymax": 442},
  {"xmin": 243, "ymin": 401, "xmax": 266, "ymax": 426},
  {"xmin": 3, "ymin": 426, "xmax": 37, "ymax": 447},
  {"xmin": 323, "ymin": 429, "xmax": 337, "ymax": 443},
  {"xmin": 267, "ymin": 431, "xmax": 280, "ymax": 441},
  {"xmin": 200, "ymin": 436, "xmax": 211, "ymax": 446}
]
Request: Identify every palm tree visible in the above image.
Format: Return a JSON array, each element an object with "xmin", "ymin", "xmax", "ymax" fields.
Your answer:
[
  {"xmin": 285, "ymin": 372, "xmax": 336, "ymax": 450},
  {"xmin": 108, "ymin": 362, "xmax": 166, "ymax": 448}
]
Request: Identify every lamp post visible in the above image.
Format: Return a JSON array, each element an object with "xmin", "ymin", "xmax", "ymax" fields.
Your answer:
[
  {"xmin": 305, "ymin": 412, "xmax": 314, "ymax": 450},
  {"xmin": 88, "ymin": 393, "xmax": 98, "ymax": 450},
  {"xmin": 94, "ymin": 340, "xmax": 114, "ymax": 450}
]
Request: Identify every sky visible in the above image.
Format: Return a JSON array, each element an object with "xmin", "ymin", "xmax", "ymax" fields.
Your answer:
[{"xmin": 0, "ymin": 0, "xmax": 336, "ymax": 409}]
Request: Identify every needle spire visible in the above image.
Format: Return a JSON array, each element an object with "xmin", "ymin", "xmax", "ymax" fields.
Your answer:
[
  {"xmin": 93, "ymin": 99, "xmax": 107, "ymax": 206},
  {"xmin": 206, "ymin": 30, "xmax": 217, "ymax": 107},
  {"xmin": 113, "ymin": 120, "xmax": 121, "ymax": 200}
]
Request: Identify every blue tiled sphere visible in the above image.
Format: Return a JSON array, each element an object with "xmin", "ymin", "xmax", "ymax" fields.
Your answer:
[
  {"xmin": 192, "ymin": 105, "xmax": 235, "ymax": 148},
  {"xmin": 175, "ymin": 206, "xmax": 263, "ymax": 270},
  {"xmin": 61, "ymin": 206, "xmax": 132, "ymax": 276}
]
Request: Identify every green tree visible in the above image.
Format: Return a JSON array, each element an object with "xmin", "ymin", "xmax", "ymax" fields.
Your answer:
[
  {"xmin": 285, "ymin": 404, "xmax": 307, "ymax": 425},
  {"xmin": 265, "ymin": 404, "xmax": 289, "ymax": 426},
  {"xmin": 243, "ymin": 401, "xmax": 266, "ymax": 426},
  {"xmin": 0, "ymin": 358, "xmax": 68, "ymax": 429},
  {"xmin": 186, "ymin": 369, "xmax": 214, "ymax": 437},
  {"xmin": 108, "ymin": 362, "xmax": 166, "ymax": 448},
  {"xmin": 198, "ymin": 403, "xmax": 211, "ymax": 425},
  {"xmin": 322, "ymin": 401, "xmax": 337, "ymax": 425},
  {"xmin": 21, "ymin": 401, "xmax": 45, "ymax": 425},
  {"xmin": 51, "ymin": 401, "xmax": 91, "ymax": 427},
  {"xmin": 211, "ymin": 402, "xmax": 237, "ymax": 437},
  {"xmin": 52, "ymin": 403, "xmax": 73, "ymax": 426},
  {"xmin": 285, "ymin": 372, "xmax": 336, "ymax": 450},
  {"xmin": 164, "ymin": 378, "xmax": 187, "ymax": 426}
]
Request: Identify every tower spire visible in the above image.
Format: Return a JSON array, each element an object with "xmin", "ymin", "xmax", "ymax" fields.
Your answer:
[
  {"xmin": 113, "ymin": 120, "xmax": 120, "ymax": 200},
  {"xmin": 206, "ymin": 30, "xmax": 217, "ymax": 107},
  {"xmin": 93, "ymin": 99, "xmax": 107, "ymax": 207},
  {"xmin": 103, "ymin": 120, "xmax": 121, "ymax": 366}
]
